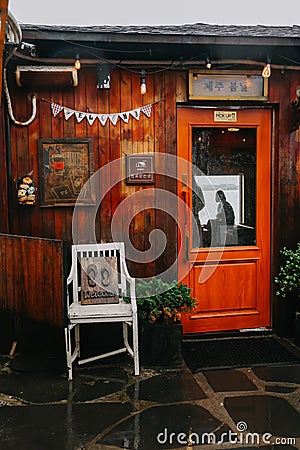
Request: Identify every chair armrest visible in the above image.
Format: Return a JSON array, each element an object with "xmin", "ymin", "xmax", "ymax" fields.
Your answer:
[
  {"xmin": 67, "ymin": 267, "xmax": 75, "ymax": 285},
  {"xmin": 128, "ymin": 277, "xmax": 137, "ymax": 314},
  {"xmin": 120, "ymin": 259, "xmax": 137, "ymax": 314}
]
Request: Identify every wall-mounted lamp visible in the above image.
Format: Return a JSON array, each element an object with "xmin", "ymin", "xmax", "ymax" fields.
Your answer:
[
  {"xmin": 193, "ymin": 73, "xmax": 198, "ymax": 81},
  {"xmin": 205, "ymin": 56, "xmax": 212, "ymax": 69},
  {"xmin": 74, "ymin": 54, "xmax": 81, "ymax": 70},
  {"xmin": 262, "ymin": 56, "xmax": 271, "ymax": 78},
  {"xmin": 97, "ymin": 63, "xmax": 110, "ymax": 89},
  {"xmin": 140, "ymin": 70, "xmax": 146, "ymax": 95},
  {"xmin": 19, "ymin": 42, "xmax": 37, "ymax": 58}
]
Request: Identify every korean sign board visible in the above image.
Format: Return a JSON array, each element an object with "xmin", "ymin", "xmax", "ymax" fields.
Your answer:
[
  {"xmin": 126, "ymin": 154, "xmax": 155, "ymax": 184},
  {"xmin": 189, "ymin": 71, "xmax": 268, "ymax": 101}
]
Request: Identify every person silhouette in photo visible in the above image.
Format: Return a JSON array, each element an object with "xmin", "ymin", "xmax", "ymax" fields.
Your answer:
[
  {"xmin": 192, "ymin": 182, "xmax": 205, "ymax": 247},
  {"xmin": 215, "ymin": 190, "xmax": 235, "ymax": 225}
]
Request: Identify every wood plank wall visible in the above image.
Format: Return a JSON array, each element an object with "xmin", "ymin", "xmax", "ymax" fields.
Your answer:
[
  {"xmin": 0, "ymin": 65, "xmax": 299, "ymax": 279},
  {"xmin": 268, "ymin": 70, "xmax": 300, "ymax": 248},
  {"xmin": 1, "ymin": 67, "xmax": 186, "ymax": 279},
  {"xmin": 0, "ymin": 233, "xmax": 64, "ymax": 326}
]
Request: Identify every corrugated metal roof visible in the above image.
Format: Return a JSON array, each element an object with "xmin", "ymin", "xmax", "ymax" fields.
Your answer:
[
  {"xmin": 18, "ymin": 22, "xmax": 300, "ymax": 68},
  {"xmin": 21, "ymin": 22, "xmax": 300, "ymax": 38}
]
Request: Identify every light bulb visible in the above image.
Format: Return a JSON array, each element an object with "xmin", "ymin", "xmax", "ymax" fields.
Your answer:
[
  {"xmin": 262, "ymin": 63, "xmax": 271, "ymax": 78},
  {"xmin": 205, "ymin": 57, "xmax": 212, "ymax": 69},
  {"xmin": 74, "ymin": 55, "xmax": 81, "ymax": 70},
  {"xmin": 140, "ymin": 70, "xmax": 146, "ymax": 94}
]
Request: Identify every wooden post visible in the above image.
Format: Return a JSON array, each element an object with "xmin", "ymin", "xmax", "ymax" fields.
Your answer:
[{"xmin": 0, "ymin": 1, "xmax": 9, "ymax": 104}]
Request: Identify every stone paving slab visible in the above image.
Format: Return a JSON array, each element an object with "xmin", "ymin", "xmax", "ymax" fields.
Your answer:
[
  {"xmin": 224, "ymin": 395, "xmax": 300, "ymax": 437},
  {"xmin": 253, "ymin": 365, "xmax": 300, "ymax": 383},
  {"xmin": 126, "ymin": 370, "xmax": 207, "ymax": 403},
  {"xmin": 97, "ymin": 404, "xmax": 230, "ymax": 449},
  {"xmin": 0, "ymin": 353, "xmax": 299, "ymax": 449},
  {"xmin": 0, "ymin": 403, "xmax": 133, "ymax": 450},
  {"xmin": 203, "ymin": 369, "xmax": 258, "ymax": 392}
]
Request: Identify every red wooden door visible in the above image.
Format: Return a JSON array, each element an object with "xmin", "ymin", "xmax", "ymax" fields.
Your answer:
[{"xmin": 177, "ymin": 107, "xmax": 271, "ymax": 333}]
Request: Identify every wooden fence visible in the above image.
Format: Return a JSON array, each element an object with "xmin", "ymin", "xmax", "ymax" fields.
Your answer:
[{"xmin": 0, "ymin": 233, "xmax": 66, "ymax": 327}]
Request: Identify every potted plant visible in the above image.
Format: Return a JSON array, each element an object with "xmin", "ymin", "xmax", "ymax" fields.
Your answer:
[
  {"xmin": 274, "ymin": 243, "xmax": 300, "ymax": 346},
  {"xmin": 125, "ymin": 278, "xmax": 197, "ymax": 367}
]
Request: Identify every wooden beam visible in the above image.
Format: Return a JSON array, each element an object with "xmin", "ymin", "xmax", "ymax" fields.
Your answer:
[{"xmin": 0, "ymin": 0, "xmax": 9, "ymax": 103}]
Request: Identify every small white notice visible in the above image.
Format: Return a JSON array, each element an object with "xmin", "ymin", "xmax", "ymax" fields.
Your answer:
[{"xmin": 214, "ymin": 111, "xmax": 237, "ymax": 122}]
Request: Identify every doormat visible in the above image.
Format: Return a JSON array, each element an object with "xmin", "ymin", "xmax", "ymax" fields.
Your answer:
[{"xmin": 182, "ymin": 336, "xmax": 300, "ymax": 373}]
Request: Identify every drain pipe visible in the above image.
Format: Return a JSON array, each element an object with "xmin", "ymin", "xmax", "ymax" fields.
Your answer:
[
  {"xmin": 4, "ymin": 98, "xmax": 13, "ymax": 234},
  {"xmin": 3, "ymin": 91, "xmax": 18, "ymax": 356}
]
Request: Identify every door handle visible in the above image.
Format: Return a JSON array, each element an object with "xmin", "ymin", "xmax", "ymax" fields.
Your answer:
[
  {"xmin": 182, "ymin": 173, "xmax": 190, "ymax": 262},
  {"xmin": 185, "ymin": 231, "xmax": 190, "ymax": 262},
  {"xmin": 181, "ymin": 173, "xmax": 189, "ymax": 199}
]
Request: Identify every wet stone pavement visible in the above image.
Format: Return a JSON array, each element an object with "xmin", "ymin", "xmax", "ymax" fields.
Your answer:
[{"xmin": 0, "ymin": 353, "xmax": 299, "ymax": 449}]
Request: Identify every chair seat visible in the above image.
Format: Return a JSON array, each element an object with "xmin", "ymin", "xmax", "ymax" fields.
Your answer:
[{"xmin": 68, "ymin": 302, "xmax": 133, "ymax": 321}]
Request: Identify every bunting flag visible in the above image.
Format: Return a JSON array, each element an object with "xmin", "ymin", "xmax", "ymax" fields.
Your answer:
[
  {"xmin": 141, "ymin": 104, "xmax": 152, "ymax": 118},
  {"xmin": 64, "ymin": 108, "xmax": 75, "ymax": 120},
  {"xmin": 51, "ymin": 102, "xmax": 63, "ymax": 117},
  {"xmin": 47, "ymin": 100, "xmax": 153, "ymax": 126}
]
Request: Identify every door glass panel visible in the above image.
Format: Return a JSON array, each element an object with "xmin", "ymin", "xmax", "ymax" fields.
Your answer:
[{"xmin": 192, "ymin": 127, "xmax": 256, "ymax": 248}]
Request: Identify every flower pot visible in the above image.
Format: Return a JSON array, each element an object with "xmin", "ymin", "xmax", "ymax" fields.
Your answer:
[
  {"xmin": 139, "ymin": 322, "xmax": 183, "ymax": 368},
  {"xmin": 274, "ymin": 295, "xmax": 298, "ymax": 338},
  {"xmin": 295, "ymin": 311, "xmax": 300, "ymax": 347}
]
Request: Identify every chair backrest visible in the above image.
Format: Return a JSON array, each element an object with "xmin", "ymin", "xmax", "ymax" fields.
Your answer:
[{"xmin": 68, "ymin": 242, "xmax": 128, "ymax": 305}]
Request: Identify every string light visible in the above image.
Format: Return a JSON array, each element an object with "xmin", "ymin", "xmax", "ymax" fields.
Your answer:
[
  {"xmin": 245, "ymin": 76, "xmax": 252, "ymax": 88},
  {"xmin": 140, "ymin": 70, "xmax": 146, "ymax": 94},
  {"xmin": 205, "ymin": 56, "xmax": 212, "ymax": 69},
  {"xmin": 262, "ymin": 55, "xmax": 271, "ymax": 78},
  {"xmin": 74, "ymin": 54, "xmax": 81, "ymax": 70},
  {"xmin": 262, "ymin": 63, "xmax": 271, "ymax": 78}
]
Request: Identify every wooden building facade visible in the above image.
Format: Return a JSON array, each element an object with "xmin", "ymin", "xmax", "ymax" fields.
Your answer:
[{"xmin": 0, "ymin": 19, "xmax": 300, "ymax": 347}]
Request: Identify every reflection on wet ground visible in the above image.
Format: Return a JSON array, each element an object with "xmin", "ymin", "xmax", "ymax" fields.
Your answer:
[{"xmin": 0, "ymin": 353, "xmax": 299, "ymax": 449}]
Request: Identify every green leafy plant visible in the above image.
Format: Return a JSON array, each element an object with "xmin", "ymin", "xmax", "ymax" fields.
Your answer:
[
  {"xmin": 275, "ymin": 243, "xmax": 300, "ymax": 299},
  {"xmin": 125, "ymin": 278, "xmax": 197, "ymax": 324}
]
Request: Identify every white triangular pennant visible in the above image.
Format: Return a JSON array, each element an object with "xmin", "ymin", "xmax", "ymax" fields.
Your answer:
[
  {"xmin": 108, "ymin": 114, "xmax": 118, "ymax": 126},
  {"xmin": 98, "ymin": 114, "xmax": 108, "ymax": 126},
  {"xmin": 141, "ymin": 104, "xmax": 152, "ymax": 118},
  {"xmin": 119, "ymin": 111, "xmax": 130, "ymax": 123},
  {"xmin": 86, "ymin": 113, "xmax": 97, "ymax": 126},
  {"xmin": 51, "ymin": 103, "xmax": 63, "ymax": 117},
  {"xmin": 64, "ymin": 108, "xmax": 75, "ymax": 120},
  {"xmin": 129, "ymin": 108, "xmax": 141, "ymax": 120},
  {"xmin": 75, "ymin": 111, "xmax": 86, "ymax": 123}
]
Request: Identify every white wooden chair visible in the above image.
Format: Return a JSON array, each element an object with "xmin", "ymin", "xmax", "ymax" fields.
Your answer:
[{"xmin": 64, "ymin": 242, "xmax": 139, "ymax": 380}]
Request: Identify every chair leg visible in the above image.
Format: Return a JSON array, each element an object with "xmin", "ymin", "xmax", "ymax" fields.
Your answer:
[
  {"xmin": 64, "ymin": 326, "xmax": 73, "ymax": 381},
  {"xmin": 122, "ymin": 322, "xmax": 131, "ymax": 354},
  {"xmin": 122, "ymin": 321, "xmax": 139, "ymax": 376},
  {"xmin": 75, "ymin": 323, "xmax": 80, "ymax": 358},
  {"xmin": 132, "ymin": 314, "xmax": 140, "ymax": 376}
]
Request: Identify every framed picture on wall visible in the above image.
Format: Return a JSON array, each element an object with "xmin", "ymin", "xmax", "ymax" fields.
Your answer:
[{"xmin": 38, "ymin": 138, "xmax": 94, "ymax": 206}]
